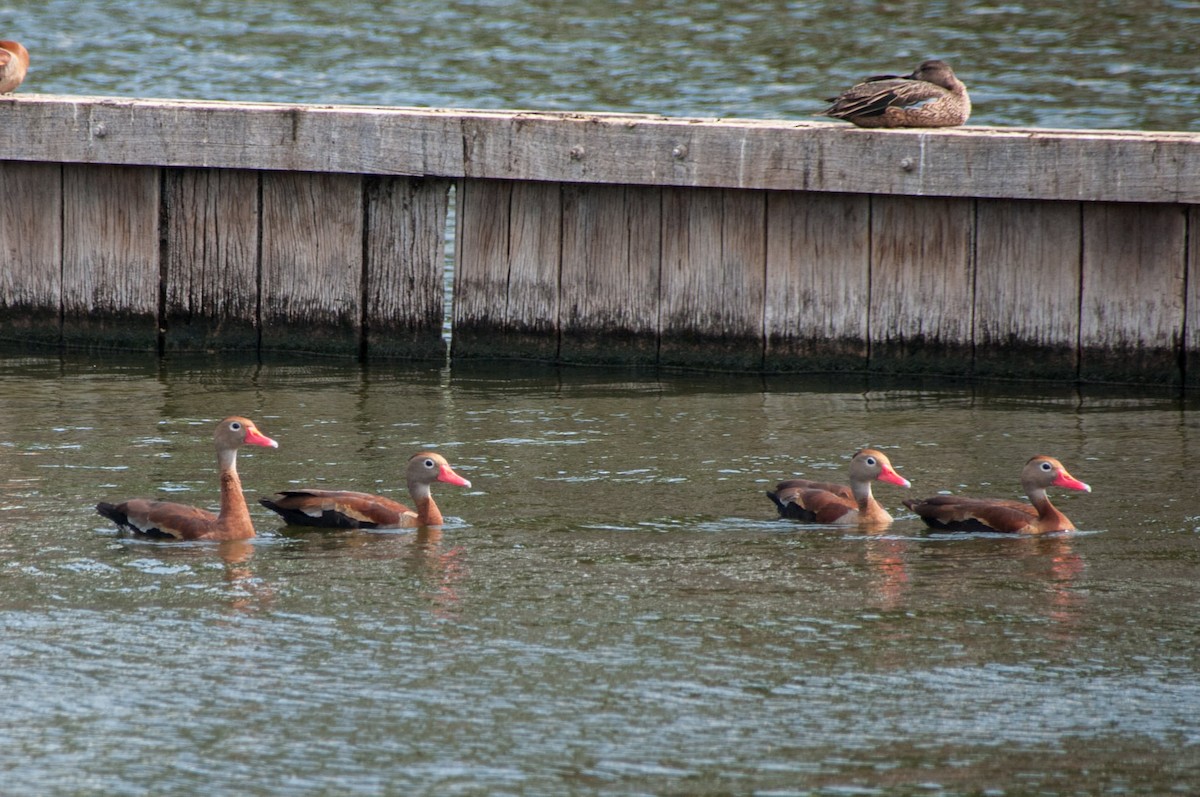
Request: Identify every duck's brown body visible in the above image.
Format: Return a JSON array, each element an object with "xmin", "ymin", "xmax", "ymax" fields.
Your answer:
[
  {"xmin": 260, "ymin": 452, "xmax": 471, "ymax": 529},
  {"xmin": 0, "ymin": 41, "xmax": 29, "ymax": 93},
  {"xmin": 904, "ymin": 455, "xmax": 1090, "ymax": 534},
  {"xmin": 768, "ymin": 448, "xmax": 910, "ymax": 526},
  {"xmin": 96, "ymin": 417, "xmax": 279, "ymax": 541},
  {"xmin": 822, "ymin": 59, "xmax": 970, "ymax": 128}
]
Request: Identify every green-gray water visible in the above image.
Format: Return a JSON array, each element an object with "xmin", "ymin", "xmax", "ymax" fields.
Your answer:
[{"xmin": 1, "ymin": 354, "xmax": 1198, "ymax": 794}]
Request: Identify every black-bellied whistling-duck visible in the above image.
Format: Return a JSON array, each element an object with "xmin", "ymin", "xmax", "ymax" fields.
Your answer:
[
  {"xmin": 821, "ymin": 59, "xmax": 971, "ymax": 128},
  {"xmin": 0, "ymin": 41, "xmax": 29, "ymax": 93},
  {"xmin": 904, "ymin": 455, "xmax": 1091, "ymax": 534},
  {"xmin": 96, "ymin": 417, "xmax": 279, "ymax": 541},
  {"xmin": 767, "ymin": 448, "xmax": 911, "ymax": 526},
  {"xmin": 259, "ymin": 451, "xmax": 471, "ymax": 529}
]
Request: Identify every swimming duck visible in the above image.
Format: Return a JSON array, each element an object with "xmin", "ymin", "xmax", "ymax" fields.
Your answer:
[
  {"xmin": 260, "ymin": 451, "xmax": 472, "ymax": 529},
  {"xmin": 96, "ymin": 417, "xmax": 279, "ymax": 541},
  {"xmin": 904, "ymin": 455, "xmax": 1090, "ymax": 534},
  {"xmin": 767, "ymin": 448, "xmax": 911, "ymax": 527},
  {"xmin": 821, "ymin": 59, "xmax": 970, "ymax": 128}
]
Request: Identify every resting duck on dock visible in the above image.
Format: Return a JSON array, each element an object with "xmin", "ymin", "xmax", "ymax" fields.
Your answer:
[
  {"xmin": 821, "ymin": 59, "xmax": 970, "ymax": 128},
  {"xmin": 0, "ymin": 40, "xmax": 29, "ymax": 93},
  {"xmin": 96, "ymin": 417, "xmax": 279, "ymax": 541},
  {"xmin": 767, "ymin": 448, "xmax": 911, "ymax": 526},
  {"xmin": 904, "ymin": 455, "xmax": 1091, "ymax": 534},
  {"xmin": 260, "ymin": 451, "xmax": 472, "ymax": 529}
]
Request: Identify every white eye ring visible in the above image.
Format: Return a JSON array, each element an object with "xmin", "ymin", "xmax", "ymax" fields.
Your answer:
[
  {"xmin": 424, "ymin": 458, "xmax": 436, "ymax": 469},
  {"xmin": 1040, "ymin": 461, "xmax": 1053, "ymax": 471},
  {"xmin": 865, "ymin": 456, "xmax": 877, "ymax": 466},
  {"xmin": 230, "ymin": 421, "xmax": 242, "ymax": 431}
]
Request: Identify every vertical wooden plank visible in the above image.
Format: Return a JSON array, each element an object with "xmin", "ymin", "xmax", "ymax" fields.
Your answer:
[
  {"xmin": 260, "ymin": 172, "xmax": 363, "ymax": 355},
  {"xmin": 0, "ymin": 162, "xmax": 62, "ymax": 346},
  {"xmin": 868, "ymin": 196, "xmax": 974, "ymax": 374},
  {"xmin": 560, "ymin": 184, "xmax": 661, "ymax": 365},
  {"xmin": 974, "ymin": 199, "xmax": 1081, "ymax": 380},
  {"xmin": 1080, "ymin": 203, "xmax": 1186, "ymax": 384},
  {"xmin": 452, "ymin": 179, "xmax": 511, "ymax": 358},
  {"xmin": 451, "ymin": 179, "xmax": 560, "ymax": 360},
  {"xmin": 364, "ymin": 176, "xmax": 451, "ymax": 360},
  {"xmin": 505, "ymin": 181, "xmax": 561, "ymax": 359},
  {"xmin": 61, "ymin": 165, "xmax": 160, "ymax": 350},
  {"xmin": 163, "ymin": 168, "xmax": 260, "ymax": 352},
  {"xmin": 1188, "ymin": 206, "xmax": 1200, "ymax": 388},
  {"xmin": 764, "ymin": 191, "xmax": 870, "ymax": 372},
  {"xmin": 660, "ymin": 187, "xmax": 766, "ymax": 370}
]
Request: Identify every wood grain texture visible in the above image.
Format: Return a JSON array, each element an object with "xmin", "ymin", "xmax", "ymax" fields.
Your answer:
[
  {"xmin": 1189, "ymin": 206, "xmax": 1200, "ymax": 387},
  {"xmin": 61, "ymin": 164, "xmax": 160, "ymax": 350},
  {"xmin": 0, "ymin": 161, "xmax": 62, "ymax": 345},
  {"xmin": 659, "ymin": 187, "xmax": 766, "ymax": 370},
  {"xmin": 764, "ymin": 191, "xmax": 870, "ymax": 371},
  {"xmin": 559, "ymin": 184, "xmax": 661, "ymax": 365},
  {"xmin": 868, "ymin": 195, "xmax": 975, "ymax": 374},
  {"xmin": 2, "ymin": 96, "xmax": 1198, "ymax": 203},
  {"xmin": 452, "ymin": 179, "xmax": 561, "ymax": 360},
  {"xmin": 973, "ymin": 199, "xmax": 1081, "ymax": 380},
  {"xmin": 1080, "ymin": 203, "xmax": 1186, "ymax": 384},
  {"xmin": 363, "ymin": 176, "xmax": 450, "ymax": 359},
  {"xmin": 260, "ymin": 172, "xmax": 363, "ymax": 354},
  {"xmin": 163, "ymin": 168, "xmax": 260, "ymax": 351}
]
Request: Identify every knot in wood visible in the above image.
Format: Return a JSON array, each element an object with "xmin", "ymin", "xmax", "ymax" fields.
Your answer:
[
  {"xmin": 569, "ymin": 145, "xmax": 585, "ymax": 161},
  {"xmin": 93, "ymin": 123, "xmax": 108, "ymax": 139},
  {"xmin": 900, "ymin": 156, "xmax": 915, "ymax": 172},
  {"xmin": 672, "ymin": 144, "xmax": 688, "ymax": 160}
]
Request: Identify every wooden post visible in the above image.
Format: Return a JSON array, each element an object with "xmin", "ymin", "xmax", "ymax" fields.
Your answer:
[
  {"xmin": 974, "ymin": 199, "xmax": 1081, "ymax": 380},
  {"xmin": 868, "ymin": 195, "xmax": 974, "ymax": 374},
  {"xmin": 659, "ymin": 187, "xmax": 766, "ymax": 370},
  {"xmin": 163, "ymin": 168, "xmax": 261, "ymax": 352},
  {"xmin": 0, "ymin": 161, "xmax": 62, "ymax": 346},
  {"xmin": 363, "ymin": 176, "xmax": 451, "ymax": 360},
  {"xmin": 764, "ymin": 191, "xmax": 870, "ymax": 372},
  {"xmin": 61, "ymin": 165, "xmax": 161, "ymax": 350},
  {"xmin": 1188, "ymin": 206, "xmax": 1200, "ymax": 388},
  {"xmin": 560, "ymin": 184, "xmax": 661, "ymax": 365},
  {"xmin": 1080, "ymin": 203, "xmax": 1187, "ymax": 384},
  {"xmin": 260, "ymin": 172, "xmax": 363, "ymax": 355}
]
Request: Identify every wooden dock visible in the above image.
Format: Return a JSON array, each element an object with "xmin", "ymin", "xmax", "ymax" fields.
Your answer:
[{"xmin": 1, "ymin": 94, "xmax": 1199, "ymax": 384}]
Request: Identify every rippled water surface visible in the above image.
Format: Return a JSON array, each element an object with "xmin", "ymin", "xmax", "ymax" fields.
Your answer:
[
  {"xmin": 5, "ymin": 0, "xmax": 1200, "ymax": 129},
  {"xmin": 1, "ymin": 353, "xmax": 1199, "ymax": 794}
]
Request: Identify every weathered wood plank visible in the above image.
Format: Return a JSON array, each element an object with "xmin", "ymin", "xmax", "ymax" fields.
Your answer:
[
  {"xmin": 1080, "ymin": 203, "xmax": 1187, "ymax": 384},
  {"xmin": 1188, "ymin": 206, "xmax": 1200, "ymax": 387},
  {"xmin": 764, "ymin": 191, "xmax": 870, "ymax": 372},
  {"xmin": 973, "ymin": 199, "xmax": 1081, "ymax": 380},
  {"xmin": 868, "ymin": 196, "xmax": 975, "ymax": 374},
  {"xmin": 260, "ymin": 172, "xmax": 363, "ymax": 355},
  {"xmin": 659, "ymin": 187, "xmax": 765, "ymax": 370},
  {"xmin": 452, "ymin": 179, "xmax": 561, "ymax": 360},
  {"xmin": 0, "ymin": 161, "xmax": 62, "ymax": 345},
  {"xmin": 363, "ymin": 176, "xmax": 450, "ymax": 359},
  {"xmin": 559, "ymin": 184, "xmax": 661, "ymax": 365},
  {"xmin": 61, "ymin": 165, "xmax": 160, "ymax": 350},
  {"xmin": 163, "ymin": 168, "xmax": 260, "ymax": 352},
  {"xmin": 3, "ymin": 96, "xmax": 1199, "ymax": 203}
]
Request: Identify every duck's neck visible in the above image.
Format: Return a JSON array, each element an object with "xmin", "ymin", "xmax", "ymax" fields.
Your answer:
[
  {"xmin": 217, "ymin": 449, "xmax": 255, "ymax": 538},
  {"xmin": 852, "ymin": 481, "xmax": 892, "ymax": 524},
  {"xmin": 1028, "ymin": 487, "xmax": 1073, "ymax": 532},
  {"xmin": 408, "ymin": 481, "xmax": 443, "ymax": 526}
]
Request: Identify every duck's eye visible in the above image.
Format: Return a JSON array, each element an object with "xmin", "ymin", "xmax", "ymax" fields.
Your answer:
[
  {"xmin": 1040, "ymin": 461, "xmax": 1053, "ymax": 471},
  {"xmin": 424, "ymin": 458, "xmax": 436, "ymax": 469},
  {"xmin": 865, "ymin": 456, "xmax": 877, "ymax": 466},
  {"xmin": 230, "ymin": 421, "xmax": 242, "ymax": 431}
]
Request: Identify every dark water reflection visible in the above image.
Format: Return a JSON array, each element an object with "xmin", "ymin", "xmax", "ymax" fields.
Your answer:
[
  {"xmin": 1, "ymin": 353, "xmax": 1198, "ymax": 794},
  {"xmin": 6, "ymin": 0, "xmax": 1200, "ymax": 129}
]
